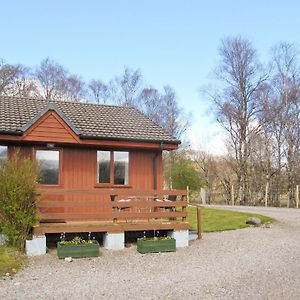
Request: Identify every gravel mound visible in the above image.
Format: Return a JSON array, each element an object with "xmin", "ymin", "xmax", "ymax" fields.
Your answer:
[{"xmin": 1, "ymin": 206, "xmax": 300, "ymax": 299}]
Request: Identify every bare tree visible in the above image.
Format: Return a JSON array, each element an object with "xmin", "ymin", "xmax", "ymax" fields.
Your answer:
[
  {"xmin": 160, "ymin": 85, "xmax": 189, "ymax": 139},
  {"xmin": 88, "ymin": 79, "xmax": 110, "ymax": 104},
  {"xmin": 62, "ymin": 75, "xmax": 86, "ymax": 102},
  {"xmin": 34, "ymin": 57, "xmax": 86, "ymax": 101},
  {"xmin": 138, "ymin": 87, "xmax": 162, "ymax": 124},
  {"xmin": 210, "ymin": 36, "xmax": 268, "ymax": 205},
  {"xmin": 110, "ymin": 67, "xmax": 143, "ymax": 107},
  {"xmin": 270, "ymin": 42, "xmax": 300, "ymax": 207},
  {"xmin": 0, "ymin": 59, "xmax": 38, "ymax": 97}
]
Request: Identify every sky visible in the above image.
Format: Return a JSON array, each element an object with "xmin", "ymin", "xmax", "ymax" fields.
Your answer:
[{"xmin": 1, "ymin": 1, "xmax": 300, "ymax": 154}]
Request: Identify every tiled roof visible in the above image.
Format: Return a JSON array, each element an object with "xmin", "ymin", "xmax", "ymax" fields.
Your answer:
[{"xmin": 0, "ymin": 96, "xmax": 180, "ymax": 144}]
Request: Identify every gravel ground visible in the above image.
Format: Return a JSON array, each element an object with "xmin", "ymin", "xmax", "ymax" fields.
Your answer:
[{"xmin": 1, "ymin": 206, "xmax": 300, "ymax": 300}]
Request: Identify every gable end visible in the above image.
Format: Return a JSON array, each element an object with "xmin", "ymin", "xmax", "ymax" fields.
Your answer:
[{"xmin": 22, "ymin": 110, "xmax": 80, "ymax": 144}]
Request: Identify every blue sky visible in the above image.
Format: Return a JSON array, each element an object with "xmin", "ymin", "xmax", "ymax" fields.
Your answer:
[{"xmin": 1, "ymin": 1, "xmax": 300, "ymax": 153}]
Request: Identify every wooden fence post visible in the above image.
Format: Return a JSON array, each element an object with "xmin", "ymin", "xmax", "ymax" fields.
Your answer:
[
  {"xmin": 200, "ymin": 188, "xmax": 206, "ymax": 205},
  {"xmin": 187, "ymin": 186, "xmax": 190, "ymax": 204},
  {"xmin": 197, "ymin": 206, "xmax": 202, "ymax": 240},
  {"xmin": 231, "ymin": 184, "xmax": 234, "ymax": 206},
  {"xmin": 265, "ymin": 182, "xmax": 269, "ymax": 207},
  {"xmin": 296, "ymin": 185, "xmax": 299, "ymax": 209}
]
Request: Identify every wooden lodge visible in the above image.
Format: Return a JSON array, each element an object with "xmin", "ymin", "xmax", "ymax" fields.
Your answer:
[{"xmin": 0, "ymin": 96, "xmax": 189, "ymax": 251}]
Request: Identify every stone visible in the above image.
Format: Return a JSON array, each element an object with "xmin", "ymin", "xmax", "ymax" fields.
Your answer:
[
  {"xmin": 64, "ymin": 257, "xmax": 73, "ymax": 262},
  {"xmin": 264, "ymin": 222, "xmax": 272, "ymax": 228},
  {"xmin": 245, "ymin": 217, "xmax": 261, "ymax": 226},
  {"xmin": 5, "ymin": 272, "xmax": 10, "ymax": 277}
]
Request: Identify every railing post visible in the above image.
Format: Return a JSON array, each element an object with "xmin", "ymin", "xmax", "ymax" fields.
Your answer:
[
  {"xmin": 111, "ymin": 193, "xmax": 118, "ymax": 223},
  {"xmin": 182, "ymin": 191, "xmax": 187, "ymax": 222},
  {"xmin": 296, "ymin": 185, "xmax": 299, "ymax": 209},
  {"xmin": 187, "ymin": 186, "xmax": 189, "ymax": 204}
]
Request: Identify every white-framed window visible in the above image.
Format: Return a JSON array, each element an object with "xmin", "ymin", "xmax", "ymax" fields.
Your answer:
[
  {"xmin": 36, "ymin": 150, "xmax": 60, "ymax": 185},
  {"xmin": 97, "ymin": 150, "xmax": 129, "ymax": 185}
]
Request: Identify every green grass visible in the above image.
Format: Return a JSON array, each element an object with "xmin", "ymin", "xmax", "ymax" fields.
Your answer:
[
  {"xmin": 0, "ymin": 246, "xmax": 25, "ymax": 277},
  {"xmin": 188, "ymin": 207, "xmax": 274, "ymax": 232}
]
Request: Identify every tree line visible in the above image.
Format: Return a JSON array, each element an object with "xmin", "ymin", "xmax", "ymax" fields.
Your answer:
[
  {"xmin": 195, "ymin": 36, "xmax": 300, "ymax": 207},
  {"xmin": 0, "ymin": 57, "xmax": 188, "ymax": 139}
]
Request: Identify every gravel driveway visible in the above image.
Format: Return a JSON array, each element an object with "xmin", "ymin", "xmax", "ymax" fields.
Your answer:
[{"xmin": 1, "ymin": 206, "xmax": 300, "ymax": 300}]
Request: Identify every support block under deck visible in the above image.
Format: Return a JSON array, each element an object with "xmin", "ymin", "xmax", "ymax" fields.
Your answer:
[
  {"xmin": 103, "ymin": 232, "xmax": 124, "ymax": 250},
  {"xmin": 25, "ymin": 235, "xmax": 47, "ymax": 256},
  {"xmin": 168, "ymin": 230, "xmax": 189, "ymax": 248}
]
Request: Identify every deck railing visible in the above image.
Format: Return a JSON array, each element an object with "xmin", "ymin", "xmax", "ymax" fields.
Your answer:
[{"xmin": 36, "ymin": 189, "xmax": 188, "ymax": 224}]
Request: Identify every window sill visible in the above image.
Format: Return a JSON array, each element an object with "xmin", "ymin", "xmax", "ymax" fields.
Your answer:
[
  {"xmin": 37, "ymin": 184, "xmax": 62, "ymax": 189},
  {"xmin": 94, "ymin": 184, "xmax": 132, "ymax": 189}
]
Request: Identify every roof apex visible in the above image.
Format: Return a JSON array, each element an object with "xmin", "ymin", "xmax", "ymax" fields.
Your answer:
[{"xmin": 20, "ymin": 103, "xmax": 81, "ymax": 135}]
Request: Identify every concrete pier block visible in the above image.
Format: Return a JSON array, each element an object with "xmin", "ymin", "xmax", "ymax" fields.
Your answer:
[
  {"xmin": 25, "ymin": 235, "xmax": 46, "ymax": 256},
  {"xmin": 168, "ymin": 230, "xmax": 189, "ymax": 248},
  {"xmin": 103, "ymin": 232, "xmax": 124, "ymax": 250}
]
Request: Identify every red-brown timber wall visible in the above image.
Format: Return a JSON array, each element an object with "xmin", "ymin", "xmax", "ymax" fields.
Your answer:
[{"xmin": 8, "ymin": 145, "xmax": 163, "ymax": 220}]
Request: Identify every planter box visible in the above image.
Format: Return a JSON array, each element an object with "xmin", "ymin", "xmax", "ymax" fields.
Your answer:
[
  {"xmin": 137, "ymin": 238, "xmax": 176, "ymax": 254},
  {"xmin": 57, "ymin": 241, "xmax": 100, "ymax": 259}
]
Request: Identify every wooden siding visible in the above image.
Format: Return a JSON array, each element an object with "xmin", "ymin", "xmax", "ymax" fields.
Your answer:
[
  {"xmin": 23, "ymin": 111, "xmax": 79, "ymax": 144},
  {"xmin": 58, "ymin": 147, "xmax": 161, "ymax": 190},
  {"xmin": 6, "ymin": 146, "xmax": 161, "ymax": 191},
  {"xmin": 4, "ymin": 142, "xmax": 171, "ymax": 228},
  {"xmin": 36, "ymin": 147, "xmax": 163, "ymax": 221},
  {"xmin": 8, "ymin": 145, "xmax": 33, "ymax": 159},
  {"xmin": 129, "ymin": 151, "xmax": 162, "ymax": 189}
]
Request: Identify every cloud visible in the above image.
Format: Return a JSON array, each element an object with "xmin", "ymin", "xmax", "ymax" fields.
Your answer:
[{"xmin": 186, "ymin": 121, "xmax": 228, "ymax": 155}]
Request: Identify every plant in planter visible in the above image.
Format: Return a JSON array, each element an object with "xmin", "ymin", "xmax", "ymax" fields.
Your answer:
[
  {"xmin": 57, "ymin": 233, "xmax": 99, "ymax": 259},
  {"xmin": 137, "ymin": 231, "xmax": 176, "ymax": 254}
]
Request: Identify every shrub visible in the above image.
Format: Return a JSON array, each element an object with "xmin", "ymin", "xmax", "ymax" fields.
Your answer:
[
  {"xmin": 0, "ymin": 153, "xmax": 39, "ymax": 250},
  {"xmin": 166, "ymin": 156, "xmax": 203, "ymax": 191}
]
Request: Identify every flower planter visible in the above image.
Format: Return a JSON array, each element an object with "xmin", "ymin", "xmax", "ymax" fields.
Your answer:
[
  {"xmin": 137, "ymin": 238, "xmax": 176, "ymax": 254},
  {"xmin": 57, "ymin": 241, "xmax": 100, "ymax": 259}
]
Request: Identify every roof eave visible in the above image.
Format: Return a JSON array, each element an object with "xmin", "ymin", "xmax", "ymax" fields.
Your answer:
[
  {"xmin": 79, "ymin": 134, "xmax": 181, "ymax": 145},
  {"xmin": 0, "ymin": 130, "xmax": 22, "ymax": 136}
]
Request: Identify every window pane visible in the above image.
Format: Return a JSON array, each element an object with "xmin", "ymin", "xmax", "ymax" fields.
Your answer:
[
  {"xmin": 114, "ymin": 152, "xmax": 129, "ymax": 185},
  {"xmin": 0, "ymin": 146, "xmax": 7, "ymax": 162},
  {"xmin": 36, "ymin": 150, "xmax": 59, "ymax": 185},
  {"xmin": 97, "ymin": 151, "xmax": 110, "ymax": 183}
]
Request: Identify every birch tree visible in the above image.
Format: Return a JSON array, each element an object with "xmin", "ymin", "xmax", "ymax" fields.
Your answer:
[{"xmin": 212, "ymin": 36, "xmax": 268, "ymax": 205}]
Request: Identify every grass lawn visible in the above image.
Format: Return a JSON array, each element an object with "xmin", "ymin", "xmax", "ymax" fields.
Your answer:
[
  {"xmin": 0, "ymin": 246, "xmax": 25, "ymax": 277},
  {"xmin": 188, "ymin": 206, "xmax": 274, "ymax": 232}
]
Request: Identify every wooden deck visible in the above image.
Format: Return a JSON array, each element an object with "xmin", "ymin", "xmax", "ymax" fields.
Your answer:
[{"xmin": 34, "ymin": 189, "xmax": 189, "ymax": 234}]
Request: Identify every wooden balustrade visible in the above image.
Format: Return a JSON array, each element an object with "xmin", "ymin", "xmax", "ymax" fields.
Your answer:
[{"xmin": 36, "ymin": 189, "xmax": 188, "ymax": 224}]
